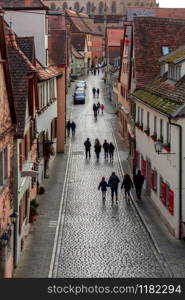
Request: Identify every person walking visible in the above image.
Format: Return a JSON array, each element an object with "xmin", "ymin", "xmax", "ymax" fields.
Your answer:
[
  {"xmin": 100, "ymin": 103, "xmax": 104, "ymax": 114},
  {"xmin": 108, "ymin": 172, "xmax": 120, "ymax": 205},
  {"xmin": 84, "ymin": 138, "xmax": 91, "ymax": 159},
  {"xmin": 66, "ymin": 120, "xmax": 71, "ymax": 137},
  {"xmin": 70, "ymin": 121, "xmax": 76, "ymax": 136},
  {"xmin": 133, "ymin": 170, "xmax": 145, "ymax": 200},
  {"xmin": 98, "ymin": 176, "xmax": 109, "ymax": 201},
  {"xmin": 97, "ymin": 102, "xmax": 100, "ymax": 114},
  {"xmin": 103, "ymin": 140, "xmax": 109, "ymax": 160},
  {"xmin": 94, "ymin": 139, "xmax": 101, "ymax": 161},
  {"xmin": 109, "ymin": 142, "xmax": 115, "ymax": 161},
  {"xmin": 92, "ymin": 87, "xmax": 96, "ymax": 98},
  {"xmin": 121, "ymin": 174, "xmax": 134, "ymax": 201},
  {"xmin": 97, "ymin": 88, "xmax": 100, "ymax": 98},
  {"xmin": 93, "ymin": 103, "xmax": 98, "ymax": 120}
]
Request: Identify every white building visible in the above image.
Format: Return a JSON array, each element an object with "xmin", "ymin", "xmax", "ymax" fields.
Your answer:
[
  {"xmin": 130, "ymin": 45, "xmax": 185, "ymax": 239},
  {"xmin": 3, "ymin": 0, "xmax": 49, "ymax": 66}
]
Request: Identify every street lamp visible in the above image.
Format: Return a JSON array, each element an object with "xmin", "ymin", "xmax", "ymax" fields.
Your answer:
[
  {"xmin": 154, "ymin": 141, "xmax": 175, "ymax": 155},
  {"xmin": 10, "ymin": 211, "xmax": 18, "ymax": 268}
]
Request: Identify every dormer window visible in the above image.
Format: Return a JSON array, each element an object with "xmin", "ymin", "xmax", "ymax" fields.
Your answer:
[
  {"xmin": 168, "ymin": 63, "xmax": 181, "ymax": 81},
  {"xmin": 161, "ymin": 46, "xmax": 170, "ymax": 56}
]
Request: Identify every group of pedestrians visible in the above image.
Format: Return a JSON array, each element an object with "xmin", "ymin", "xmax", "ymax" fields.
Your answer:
[
  {"xmin": 84, "ymin": 138, "xmax": 115, "ymax": 161},
  {"xmin": 93, "ymin": 103, "xmax": 105, "ymax": 120},
  {"xmin": 66, "ymin": 120, "xmax": 76, "ymax": 137},
  {"xmin": 92, "ymin": 87, "xmax": 100, "ymax": 98},
  {"xmin": 98, "ymin": 170, "xmax": 145, "ymax": 205}
]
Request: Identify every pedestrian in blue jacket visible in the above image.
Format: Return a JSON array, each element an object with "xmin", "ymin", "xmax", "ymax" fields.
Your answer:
[{"xmin": 98, "ymin": 176, "xmax": 108, "ymax": 201}]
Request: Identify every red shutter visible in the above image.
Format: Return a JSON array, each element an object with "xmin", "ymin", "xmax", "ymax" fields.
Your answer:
[
  {"xmin": 150, "ymin": 169, "xmax": 154, "ymax": 190},
  {"xmin": 135, "ymin": 150, "xmax": 138, "ymax": 168},
  {"xmin": 142, "ymin": 158, "xmax": 146, "ymax": 177},
  {"xmin": 162, "ymin": 182, "xmax": 166, "ymax": 205},
  {"xmin": 19, "ymin": 143, "xmax": 23, "ymax": 171},
  {"xmin": 169, "ymin": 189, "xmax": 174, "ymax": 215}
]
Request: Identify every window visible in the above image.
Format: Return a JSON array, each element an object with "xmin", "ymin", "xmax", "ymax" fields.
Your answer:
[
  {"xmin": 161, "ymin": 46, "xmax": 170, "ymax": 56},
  {"xmin": 147, "ymin": 112, "xmax": 150, "ymax": 129},
  {"xmin": 137, "ymin": 106, "xmax": 140, "ymax": 123},
  {"xmin": 160, "ymin": 119, "xmax": 163, "ymax": 140},
  {"xmin": 111, "ymin": 1, "xmax": 116, "ymax": 13},
  {"xmin": 141, "ymin": 108, "xmax": 143, "ymax": 125},
  {"xmin": 86, "ymin": 2, "xmax": 91, "ymax": 14},
  {"xmin": 166, "ymin": 122, "xmax": 171, "ymax": 144},
  {"xmin": 154, "ymin": 116, "xmax": 157, "ymax": 134},
  {"xmin": 63, "ymin": 2, "xmax": 68, "ymax": 10},
  {"xmin": 99, "ymin": 1, "xmax": 104, "ymax": 14},
  {"xmin": 74, "ymin": 2, "xmax": 80, "ymax": 12},
  {"xmin": 168, "ymin": 64, "xmax": 181, "ymax": 81},
  {"xmin": 0, "ymin": 147, "xmax": 8, "ymax": 187}
]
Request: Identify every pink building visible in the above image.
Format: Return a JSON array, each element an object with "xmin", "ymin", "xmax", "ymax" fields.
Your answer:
[{"xmin": 0, "ymin": 11, "xmax": 17, "ymax": 277}]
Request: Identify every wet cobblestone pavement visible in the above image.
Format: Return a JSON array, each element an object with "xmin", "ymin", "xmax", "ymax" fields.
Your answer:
[{"xmin": 52, "ymin": 74, "xmax": 169, "ymax": 278}]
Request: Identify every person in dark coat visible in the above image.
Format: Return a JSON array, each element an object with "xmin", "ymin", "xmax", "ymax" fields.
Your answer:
[
  {"xmin": 94, "ymin": 139, "xmax": 101, "ymax": 160},
  {"xmin": 97, "ymin": 88, "xmax": 100, "ymax": 98},
  {"xmin": 93, "ymin": 103, "xmax": 98, "ymax": 120},
  {"xmin": 70, "ymin": 121, "xmax": 76, "ymax": 136},
  {"xmin": 108, "ymin": 172, "xmax": 120, "ymax": 204},
  {"xmin": 66, "ymin": 120, "xmax": 71, "ymax": 137},
  {"xmin": 133, "ymin": 170, "xmax": 145, "ymax": 200},
  {"xmin": 103, "ymin": 140, "xmax": 109, "ymax": 159},
  {"xmin": 98, "ymin": 176, "xmax": 109, "ymax": 201},
  {"xmin": 109, "ymin": 142, "xmax": 115, "ymax": 161},
  {"xmin": 97, "ymin": 102, "xmax": 100, "ymax": 114},
  {"xmin": 121, "ymin": 174, "xmax": 133, "ymax": 200},
  {"xmin": 92, "ymin": 87, "xmax": 96, "ymax": 97},
  {"xmin": 84, "ymin": 138, "xmax": 91, "ymax": 159}
]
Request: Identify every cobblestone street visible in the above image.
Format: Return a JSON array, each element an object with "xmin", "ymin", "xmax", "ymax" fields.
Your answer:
[{"xmin": 50, "ymin": 73, "xmax": 169, "ymax": 278}]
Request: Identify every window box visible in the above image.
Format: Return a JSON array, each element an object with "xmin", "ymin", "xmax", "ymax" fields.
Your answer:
[
  {"xmin": 144, "ymin": 128, "xmax": 150, "ymax": 136},
  {"xmin": 163, "ymin": 143, "xmax": 171, "ymax": 152},
  {"xmin": 150, "ymin": 133, "xmax": 157, "ymax": 141}
]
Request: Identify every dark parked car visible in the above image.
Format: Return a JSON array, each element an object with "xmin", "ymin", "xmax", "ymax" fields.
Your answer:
[{"xmin": 73, "ymin": 90, "xmax": 85, "ymax": 104}]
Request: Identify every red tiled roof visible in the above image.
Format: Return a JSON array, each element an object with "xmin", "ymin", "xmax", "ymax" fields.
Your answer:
[
  {"xmin": 72, "ymin": 46, "xmax": 84, "ymax": 59},
  {"xmin": 7, "ymin": 36, "xmax": 37, "ymax": 137},
  {"xmin": 0, "ymin": 0, "xmax": 47, "ymax": 9},
  {"xmin": 155, "ymin": 8, "xmax": 185, "ymax": 19},
  {"xmin": 16, "ymin": 36, "xmax": 35, "ymax": 64},
  {"xmin": 134, "ymin": 17, "xmax": 185, "ymax": 87},
  {"xmin": 107, "ymin": 28, "xmax": 124, "ymax": 47},
  {"xmin": 36, "ymin": 60, "xmax": 59, "ymax": 80},
  {"xmin": 66, "ymin": 10, "xmax": 88, "ymax": 33}
]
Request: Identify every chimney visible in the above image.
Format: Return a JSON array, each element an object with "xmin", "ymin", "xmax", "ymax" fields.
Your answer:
[{"xmin": 9, "ymin": 21, "xmax": 17, "ymax": 47}]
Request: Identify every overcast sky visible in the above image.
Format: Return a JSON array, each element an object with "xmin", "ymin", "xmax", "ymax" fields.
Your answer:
[{"xmin": 159, "ymin": 0, "xmax": 185, "ymax": 7}]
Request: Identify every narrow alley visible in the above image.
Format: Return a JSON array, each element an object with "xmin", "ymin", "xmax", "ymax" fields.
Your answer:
[{"xmin": 50, "ymin": 73, "xmax": 169, "ymax": 278}]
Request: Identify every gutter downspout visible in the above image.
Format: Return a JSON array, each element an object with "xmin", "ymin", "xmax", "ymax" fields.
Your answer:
[{"xmin": 169, "ymin": 117, "xmax": 182, "ymax": 239}]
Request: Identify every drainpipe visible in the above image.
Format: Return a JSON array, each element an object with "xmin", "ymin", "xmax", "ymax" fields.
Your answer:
[{"xmin": 168, "ymin": 117, "xmax": 182, "ymax": 239}]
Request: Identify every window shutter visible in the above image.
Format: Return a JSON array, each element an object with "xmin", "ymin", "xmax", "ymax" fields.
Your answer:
[
  {"xmin": 150, "ymin": 169, "xmax": 154, "ymax": 190},
  {"xmin": 162, "ymin": 182, "xmax": 166, "ymax": 205},
  {"xmin": 19, "ymin": 143, "xmax": 23, "ymax": 171},
  {"xmin": 169, "ymin": 189, "xmax": 174, "ymax": 215},
  {"xmin": 0, "ymin": 151, "xmax": 3, "ymax": 185}
]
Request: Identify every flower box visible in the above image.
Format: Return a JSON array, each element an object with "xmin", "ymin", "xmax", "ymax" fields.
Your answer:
[
  {"xmin": 144, "ymin": 128, "xmax": 150, "ymax": 136},
  {"xmin": 163, "ymin": 143, "xmax": 171, "ymax": 152},
  {"xmin": 150, "ymin": 134, "xmax": 157, "ymax": 141}
]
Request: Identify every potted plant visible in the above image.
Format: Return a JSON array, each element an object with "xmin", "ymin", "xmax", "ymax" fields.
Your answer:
[
  {"xmin": 163, "ymin": 142, "xmax": 171, "ymax": 152},
  {"xmin": 150, "ymin": 133, "xmax": 157, "ymax": 141},
  {"xmin": 144, "ymin": 128, "xmax": 150, "ymax": 136},
  {"xmin": 29, "ymin": 199, "xmax": 39, "ymax": 223}
]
